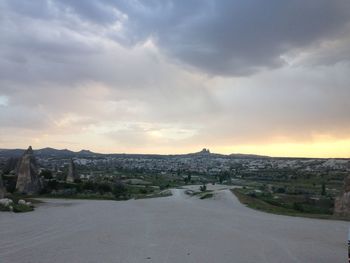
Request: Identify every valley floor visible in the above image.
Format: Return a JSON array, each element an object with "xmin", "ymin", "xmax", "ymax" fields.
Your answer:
[{"xmin": 0, "ymin": 185, "xmax": 347, "ymax": 263}]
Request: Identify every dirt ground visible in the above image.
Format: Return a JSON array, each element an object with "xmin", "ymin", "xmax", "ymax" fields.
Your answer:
[{"xmin": 0, "ymin": 185, "xmax": 348, "ymax": 263}]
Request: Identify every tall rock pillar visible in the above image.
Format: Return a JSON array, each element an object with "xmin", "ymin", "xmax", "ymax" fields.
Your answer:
[
  {"xmin": 66, "ymin": 159, "xmax": 78, "ymax": 183},
  {"xmin": 15, "ymin": 146, "xmax": 41, "ymax": 194},
  {"xmin": 334, "ymin": 174, "xmax": 350, "ymax": 217}
]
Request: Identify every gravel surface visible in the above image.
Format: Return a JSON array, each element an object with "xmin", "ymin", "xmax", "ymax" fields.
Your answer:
[{"xmin": 0, "ymin": 185, "xmax": 348, "ymax": 263}]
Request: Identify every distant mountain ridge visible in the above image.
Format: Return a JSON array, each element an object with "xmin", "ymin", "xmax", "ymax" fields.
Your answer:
[
  {"xmin": 0, "ymin": 147, "xmax": 270, "ymax": 159},
  {"xmin": 0, "ymin": 147, "xmax": 99, "ymax": 158},
  {"xmin": 3, "ymin": 147, "xmax": 341, "ymax": 159}
]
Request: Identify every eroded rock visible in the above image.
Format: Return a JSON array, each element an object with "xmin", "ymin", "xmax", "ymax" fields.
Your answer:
[
  {"xmin": 66, "ymin": 159, "xmax": 79, "ymax": 183},
  {"xmin": 15, "ymin": 146, "xmax": 41, "ymax": 194},
  {"xmin": 334, "ymin": 175, "xmax": 350, "ymax": 217}
]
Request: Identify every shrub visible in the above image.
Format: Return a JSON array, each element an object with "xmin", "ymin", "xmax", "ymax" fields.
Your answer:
[
  {"xmin": 275, "ymin": 187, "xmax": 286, "ymax": 193},
  {"xmin": 97, "ymin": 183, "xmax": 112, "ymax": 194},
  {"xmin": 0, "ymin": 204, "xmax": 10, "ymax": 212},
  {"xmin": 40, "ymin": 170, "xmax": 53, "ymax": 179},
  {"xmin": 321, "ymin": 183, "xmax": 326, "ymax": 196},
  {"xmin": 293, "ymin": 202, "xmax": 304, "ymax": 212},
  {"xmin": 139, "ymin": 188, "xmax": 147, "ymax": 194},
  {"xmin": 12, "ymin": 203, "xmax": 34, "ymax": 213},
  {"xmin": 200, "ymin": 184, "xmax": 207, "ymax": 192},
  {"xmin": 113, "ymin": 181, "xmax": 127, "ymax": 198},
  {"xmin": 4, "ymin": 175, "xmax": 16, "ymax": 193},
  {"xmin": 200, "ymin": 193, "xmax": 213, "ymax": 199},
  {"xmin": 82, "ymin": 181, "xmax": 96, "ymax": 191}
]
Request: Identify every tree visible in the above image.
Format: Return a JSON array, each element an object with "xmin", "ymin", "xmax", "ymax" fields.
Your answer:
[
  {"xmin": 187, "ymin": 174, "xmax": 192, "ymax": 183},
  {"xmin": 40, "ymin": 169, "xmax": 53, "ymax": 179},
  {"xmin": 97, "ymin": 183, "xmax": 112, "ymax": 194},
  {"xmin": 321, "ymin": 182, "xmax": 326, "ymax": 196},
  {"xmin": 113, "ymin": 181, "xmax": 127, "ymax": 198},
  {"xmin": 82, "ymin": 181, "xmax": 96, "ymax": 191},
  {"xmin": 200, "ymin": 184, "xmax": 207, "ymax": 192}
]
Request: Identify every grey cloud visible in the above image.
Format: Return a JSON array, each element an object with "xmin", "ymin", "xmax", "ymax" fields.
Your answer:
[
  {"xmin": 120, "ymin": 0, "xmax": 350, "ymax": 75},
  {"xmin": 3, "ymin": 0, "xmax": 350, "ymax": 76},
  {"xmin": 42, "ymin": 0, "xmax": 350, "ymax": 75}
]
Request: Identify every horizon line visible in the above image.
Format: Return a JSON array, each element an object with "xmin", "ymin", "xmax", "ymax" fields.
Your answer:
[{"xmin": 1, "ymin": 146, "xmax": 349, "ymax": 159}]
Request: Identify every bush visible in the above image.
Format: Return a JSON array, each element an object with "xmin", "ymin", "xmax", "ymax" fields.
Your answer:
[
  {"xmin": 40, "ymin": 170, "xmax": 53, "ymax": 179},
  {"xmin": 200, "ymin": 193, "xmax": 213, "ymax": 199},
  {"xmin": 3, "ymin": 175, "xmax": 16, "ymax": 193},
  {"xmin": 12, "ymin": 203, "xmax": 34, "ymax": 213},
  {"xmin": 97, "ymin": 183, "xmax": 112, "ymax": 194},
  {"xmin": 200, "ymin": 184, "xmax": 207, "ymax": 192},
  {"xmin": 139, "ymin": 188, "xmax": 147, "ymax": 194},
  {"xmin": 113, "ymin": 181, "xmax": 127, "ymax": 198},
  {"xmin": 82, "ymin": 181, "xmax": 96, "ymax": 191},
  {"xmin": 275, "ymin": 187, "xmax": 286, "ymax": 193},
  {"xmin": 247, "ymin": 192, "xmax": 257, "ymax": 198},
  {"xmin": 321, "ymin": 183, "xmax": 326, "ymax": 196},
  {"xmin": 0, "ymin": 204, "xmax": 10, "ymax": 212},
  {"xmin": 293, "ymin": 202, "xmax": 304, "ymax": 212}
]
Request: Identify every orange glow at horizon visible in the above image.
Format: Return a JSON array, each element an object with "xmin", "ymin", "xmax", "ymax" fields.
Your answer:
[
  {"xmin": 3, "ymin": 138, "xmax": 350, "ymax": 158},
  {"xmin": 218, "ymin": 139, "xmax": 350, "ymax": 158}
]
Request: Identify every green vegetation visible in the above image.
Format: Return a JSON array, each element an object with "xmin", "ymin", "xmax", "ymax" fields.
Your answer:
[
  {"xmin": 200, "ymin": 184, "xmax": 207, "ymax": 192},
  {"xmin": 183, "ymin": 187, "xmax": 214, "ymax": 200},
  {"xmin": 12, "ymin": 203, "xmax": 34, "ymax": 213},
  {"xmin": 0, "ymin": 199, "xmax": 35, "ymax": 213},
  {"xmin": 18, "ymin": 171, "xmax": 181, "ymax": 201},
  {"xmin": 232, "ymin": 188, "xmax": 348, "ymax": 220},
  {"xmin": 200, "ymin": 192, "xmax": 214, "ymax": 199},
  {"xmin": 134, "ymin": 189, "xmax": 172, "ymax": 199}
]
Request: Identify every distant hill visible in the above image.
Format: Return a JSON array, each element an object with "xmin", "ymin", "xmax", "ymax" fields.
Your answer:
[
  {"xmin": 0, "ymin": 149, "xmax": 26, "ymax": 158},
  {"xmin": 0, "ymin": 147, "xmax": 100, "ymax": 159},
  {"xmin": 0, "ymin": 147, "xmax": 335, "ymax": 160}
]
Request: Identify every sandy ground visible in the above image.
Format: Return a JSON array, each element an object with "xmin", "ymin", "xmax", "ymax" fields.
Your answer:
[{"xmin": 0, "ymin": 185, "xmax": 348, "ymax": 263}]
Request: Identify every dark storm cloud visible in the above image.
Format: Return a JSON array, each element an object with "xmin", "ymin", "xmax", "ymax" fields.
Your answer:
[
  {"xmin": 2, "ymin": 0, "xmax": 350, "ymax": 76},
  {"xmin": 118, "ymin": 0, "xmax": 350, "ymax": 75}
]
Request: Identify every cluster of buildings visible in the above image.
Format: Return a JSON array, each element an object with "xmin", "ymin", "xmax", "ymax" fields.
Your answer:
[{"xmin": 1, "ymin": 147, "xmax": 349, "ymax": 181}]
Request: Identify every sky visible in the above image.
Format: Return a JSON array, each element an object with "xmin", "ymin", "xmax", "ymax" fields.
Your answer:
[{"xmin": 0, "ymin": 0, "xmax": 350, "ymax": 157}]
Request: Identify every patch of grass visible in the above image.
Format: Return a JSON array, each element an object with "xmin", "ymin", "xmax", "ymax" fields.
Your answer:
[
  {"xmin": 7, "ymin": 194, "xmax": 43, "ymax": 204},
  {"xmin": 37, "ymin": 193, "xmax": 118, "ymax": 201},
  {"xmin": 231, "ymin": 188, "xmax": 349, "ymax": 221},
  {"xmin": 192, "ymin": 190, "xmax": 213, "ymax": 196},
  {"xmin": 135, "ymin": 190, "xmax": 172, "ymax": 200},
  {"xmin": 0, "ymin": 204, "xmax": 10, "ymax": 212},
  {"xmin": 0, "ymin": 202, "xmax": 34, "ymax": 213},
  {"xmin": 200, "ymin": 193, "xmax": 214, "ymax": 199},
  {"xmin": 12, "ymin": 203, "xmax": 34, "ymax": 213}
]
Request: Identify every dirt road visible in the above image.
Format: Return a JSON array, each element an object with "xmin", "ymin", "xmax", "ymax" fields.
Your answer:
[{"xmin": 0, "ymin": 186, "xmax": 347, "ymax": 262}]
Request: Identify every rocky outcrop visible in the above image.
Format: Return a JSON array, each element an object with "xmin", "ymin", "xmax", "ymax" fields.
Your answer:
[
  {"xmin": 334, "ymin": 175, "xmax": 350, "ymax": 217},
  {"xmin": 15, "ymin": 146, "xmax": 41, "ymax": 194},
  {"xmin": 66, "ymin": 159, "xmax": 79, "ymax": 183}
]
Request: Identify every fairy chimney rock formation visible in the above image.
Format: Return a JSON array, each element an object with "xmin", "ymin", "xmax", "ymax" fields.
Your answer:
[
  {"xmin": 334, "ymin": 174, "xmax": 350, "ymax": 217},
  {"xmin": 66, "ymin": 159, "xmax": 78, "ymax": 183},
  {"xmin": 15, "ymin": 146, "xmax": 41, "ymax": 194}
]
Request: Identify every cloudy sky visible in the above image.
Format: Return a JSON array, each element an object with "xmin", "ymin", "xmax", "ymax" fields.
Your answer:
[{"xmin": 1, "ymin": 0, "xmax": 350, "ymax": 157}]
